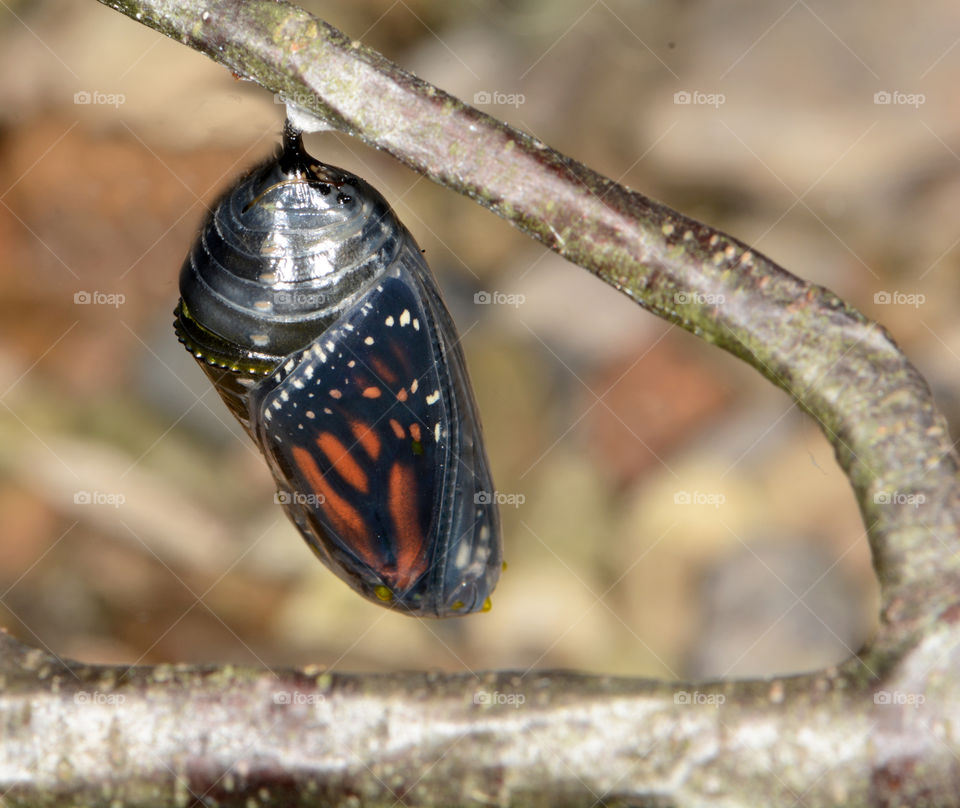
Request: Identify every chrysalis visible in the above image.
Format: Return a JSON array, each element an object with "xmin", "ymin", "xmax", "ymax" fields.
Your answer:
[{"xmin": 175, "ymin": 122, "xmax": 501, "ymax": 616}]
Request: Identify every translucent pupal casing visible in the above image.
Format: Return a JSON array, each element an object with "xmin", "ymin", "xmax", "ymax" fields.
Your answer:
[{"xmin": 175, "ymin": 123, "xmax": 501, "ymax": 616}]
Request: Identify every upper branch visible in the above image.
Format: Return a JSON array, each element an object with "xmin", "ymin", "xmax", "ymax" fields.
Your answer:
[{"xmin": 94, "ymin": 0, "xmax": 960, "ymax": 631}]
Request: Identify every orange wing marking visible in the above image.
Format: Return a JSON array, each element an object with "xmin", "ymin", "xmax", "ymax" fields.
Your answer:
[
  {"xmin": 387, "ymin": 461, "xmax": 428, "ymax": 590},
  {"xmin": 350, "ymin": 420, "xmax": 381, "ymax": 460},
  {"xmin": 290, "ymin": 445, "xmax": 377, "ymax": 567},
  {"xmin": 316, "ymin": 432, "xmax": 369, "ymax": 494}
]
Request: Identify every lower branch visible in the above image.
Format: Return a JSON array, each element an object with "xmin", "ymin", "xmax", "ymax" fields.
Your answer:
[{"xmin": 3, "ymin": 628, "xmax": 959, "ymax": 807}]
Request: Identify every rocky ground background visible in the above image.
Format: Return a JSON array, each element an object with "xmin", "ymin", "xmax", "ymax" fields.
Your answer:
[{"xmin": 0, "ymin": 0, "xmax": 956, "ymax": 680}]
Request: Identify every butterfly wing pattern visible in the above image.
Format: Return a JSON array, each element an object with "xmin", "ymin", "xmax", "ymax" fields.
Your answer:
[{"xmin": 248, "ymin": 242, "xmax": 501, "ymax": 616}]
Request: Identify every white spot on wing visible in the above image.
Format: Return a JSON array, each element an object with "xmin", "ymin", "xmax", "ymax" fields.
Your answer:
[
  {"xmin": 385, "ymin": 315, "xmax": 395, "ymax": 326},
  {"xmin": 400, "ymin": 309, "xmax": 411, "ymax": 327},
  {"xmin": 455, "ymin": 539, "xmax": 471, "ymax": 569},
  {"xmin": 364, "ymin": 336, "xmax": 374, "ymax": 345},
  {"xmin": 426, "ymin": 390, "xmax": 440, "ymax": 405}
]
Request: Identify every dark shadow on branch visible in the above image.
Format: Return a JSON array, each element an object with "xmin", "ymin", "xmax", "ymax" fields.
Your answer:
[{"xmin": 2, "ymin": 0, "xmax": 958, "ymax": 805}]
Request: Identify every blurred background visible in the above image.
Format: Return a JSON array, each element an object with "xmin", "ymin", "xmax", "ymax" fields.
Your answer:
[{"xmin": 0, "ymin": 0, "xmax": 956, "ymax": 680}]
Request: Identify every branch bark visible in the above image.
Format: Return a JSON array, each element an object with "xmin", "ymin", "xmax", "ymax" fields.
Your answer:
[{"xmin": 2, "ymin": 0, "xmax": 957, "ymax": 805}]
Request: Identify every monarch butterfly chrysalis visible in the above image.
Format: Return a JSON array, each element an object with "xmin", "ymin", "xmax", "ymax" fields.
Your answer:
[{"xmin": 174, "ymin": 121, "xmax": 502, "ymax": 616}]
